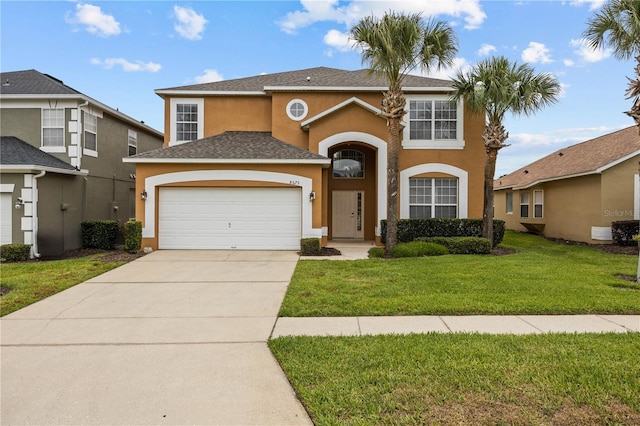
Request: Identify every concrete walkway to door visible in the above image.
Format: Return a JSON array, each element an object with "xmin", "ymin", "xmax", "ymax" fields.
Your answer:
[{"xmin": 0, "ymin": 250, "xmax": 312, "ymax": 425}]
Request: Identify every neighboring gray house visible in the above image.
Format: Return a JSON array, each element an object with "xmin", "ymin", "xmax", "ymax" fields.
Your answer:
[{"xmin": 0, "ymin": 69, "xmax": 163, "ymax": 257}]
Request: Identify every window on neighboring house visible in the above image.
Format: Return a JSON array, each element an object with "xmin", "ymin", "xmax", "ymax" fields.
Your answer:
[
  {"xmin": 176, "ymin": 103, "xmax": 198, "ymax": 142},
  {"xmin": 534, "ymin": 190, "xmax": 543, "ymax": 218},
  {"xmin": 404, "ymin": 96, "xmax": 464, "ymax": 149},
  {"xmin": 42, "ymin": 108, "xmax": 64, "ymax": 149},
  {"xmin": 506, "ymin": 192, "xmax": 513, "ymax": 214},
  {"xmin": 520, "ymin": 192, "xmax": 530, "ymax": 218},
  {"xmin": 84, "ymin": 113, "xmax": 97, "ymax": 153},
  {"xmin": 128, "ymin": 129, "xmax": 137, "ymax": 156},
  {"xmin": 332, "ymin": 149, "xmax": 364, "ymax": 178},
  {"xmin": 409, "ymin": 177, "xmax": 458, "ymax": 219}
]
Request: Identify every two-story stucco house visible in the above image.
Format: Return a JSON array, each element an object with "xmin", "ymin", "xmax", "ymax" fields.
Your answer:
[
  {"xmin": 494, "ymin": 126, "xmax": 640, "ymax": 244},
  {"xmin": 125, "ymin": 66, "xmax": 485, "ymax": 250},
  {"xmin": 0, "ymin": 69, "xmax": 164, "ymax": 257}
]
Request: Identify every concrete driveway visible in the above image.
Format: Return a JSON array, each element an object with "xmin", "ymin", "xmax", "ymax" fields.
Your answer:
[{"xmin": 1, "ymin": 250, "xmax": 312, "ymax": 425}]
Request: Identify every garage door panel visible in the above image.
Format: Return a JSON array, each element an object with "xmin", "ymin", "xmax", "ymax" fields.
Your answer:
[{"xmin": 158, "ymin": 188, "xmax": 301, "ymax": 250}]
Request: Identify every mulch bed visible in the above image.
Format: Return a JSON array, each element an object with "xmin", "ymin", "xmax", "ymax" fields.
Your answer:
[{"xmin": 299, "ymin": 247, "xmax": 342, "ymax": 256}]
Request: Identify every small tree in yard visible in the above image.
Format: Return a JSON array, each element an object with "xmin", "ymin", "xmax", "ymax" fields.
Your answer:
[
  {"xmin": 350, "ymin": 11, "xmax": 458, "ymax": 254},
  {"xmin": 450, "ymin": 57, "xmax": 561, "ymax": 244}
]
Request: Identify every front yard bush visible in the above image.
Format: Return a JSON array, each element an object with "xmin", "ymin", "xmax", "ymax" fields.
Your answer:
[
  {"xmin": 391, "ymin": 241, "xmax": 449, "ymax": 258},
  {"xmin": 417, "ymin": 236, "xmax": 492, "ymax": 254},
  {"xmin": 368, "ymin": 247, "xmax": 385, "ymax": 258},
  {"xmin": 300, "ymin": 238, "xmax": 321, "ymax": 256},
  {"xmin": 612, "ymin": 220, "xmax": 639, "ymax": 246},
  {"xmin": 0, "ymin": 244, "xmax": 31, "ymax": 262},
  {"xmin": 123, "ymin": 220, "xmax": 142, "ymax": 253},
  {"xmin": 81, "ymin": 220, "xmax": 119, "ymax": 250},
  {"xmin": 381, "ymin": 218, "xmax": 505, "ymax": 247}
]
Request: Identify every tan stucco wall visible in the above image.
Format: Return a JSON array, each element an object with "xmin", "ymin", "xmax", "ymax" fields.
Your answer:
[{"xmin": 600, "ymin": 156, "xmax": 638, "ymax": 224}]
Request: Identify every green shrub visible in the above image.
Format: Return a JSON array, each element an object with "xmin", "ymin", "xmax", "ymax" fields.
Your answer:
[
  {"xmin": 391, "ymin": 241, "xmax": 449, "ymax": 258},
  {"xmin": 124, "ymin": 220, "xmax": 142, "ymax": 254},
  {"xmin": 81, "ymin": 220, "xmax": 119, "ymax": 250},
  {"xmin": 0, "ymin": 244, "xmax": 31, "ymax": 261},
  {"xmin": 612, "ymin": 220, "xmax": 639, "ymax": 247},
  {"xmin": 368, "ymin": 247, "xmax": 385, "ymax": 258},
  {"xmin": 381, "ymin": 218, "xmax": 505, "ymax": 247},
  {"xmin": 300, "ymin": 238, "xmax": 321, "ymax": 255},
  {"xmin": 417, "ymin": 236, "xmax": 491, "ymax": 254}
]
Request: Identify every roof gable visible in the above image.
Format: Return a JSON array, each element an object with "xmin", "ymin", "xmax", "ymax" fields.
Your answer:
[
  {"xmin": 495, "ymin": 126, "xmax": 640, "ymax": 190},
  {"xmin": 0, "ymin": 136, "xmax": 84, "ymax": 174},
  {"xmin": 125, "ymin": 131, "xmax": 331, "ymax": 165},
  {"xmin": 301, "ymin": 97, "xmax": 383, "ymax": 129}
]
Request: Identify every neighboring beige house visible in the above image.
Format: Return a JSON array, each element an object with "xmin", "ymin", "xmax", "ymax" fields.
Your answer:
[
  {"xmin": 0, "ymin": 69, "xmax": 164, "ymax": 256},
  {"xmin": 494, "ymin": 126, "xmax": 640, "ymax": 244},
  {"xmin": 125, "ymin": 66, "xmax": 487, "ymax": 250}
]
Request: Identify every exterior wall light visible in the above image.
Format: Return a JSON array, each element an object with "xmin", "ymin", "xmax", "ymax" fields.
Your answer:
[
  {"xmin": 141, "ymin": 190, "xmax": 148, "ymax": 201},
  {"xmin": 309, "ymin": 191, "xmax": 316, "ymax": 202},
  {"xmin": 14, "ymin": 197, "xmax": 24, "ymax": 209}
]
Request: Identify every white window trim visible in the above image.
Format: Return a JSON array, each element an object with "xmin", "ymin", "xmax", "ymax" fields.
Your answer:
[
  {"xmin": 400, "ymin": 164, "xmax": 469, "ymax": 218},
  {"xmin": 520, "ymin": 192, "xmax": 530, "ymax": 218},
  {"xmin": 41, "ymin": 108, "xmax": 65, "ymax": 153},
  {"xmin": 408, "ymin": 177, "xmax": 459, "ymax": 219},
  {"xmin": 402, "ymin": 95, "xmax": 464, "ymax": 150},
  {"xmin": 286, "ymin": 99, "xmax": 308, "ymax": 121},
  {"xmin": 533, "ymin": 189, "xmax": 544, "ymax": 218},
  {"xmin": 83, "ymin": 112, "xmax": 98, "ymax": 157},
  {"xmin": 170, "ymin": 98, "xmax": 204, "ymax": 146},
  {"xmin": 128, "ymin": 129, "xmax": 138, "ymax": 156}
]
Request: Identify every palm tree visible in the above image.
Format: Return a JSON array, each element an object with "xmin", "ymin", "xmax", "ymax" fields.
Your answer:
[
  {"xmin": 350, "ymin": 11, "xmax": 458, "ymax": 254},
  {"xmin": 450, "ymin": 56, "xmax": 561, "ymax": 245},
  {"xmin": 583, "ymin": 0, "xmax": 640, "ymax": 131}
]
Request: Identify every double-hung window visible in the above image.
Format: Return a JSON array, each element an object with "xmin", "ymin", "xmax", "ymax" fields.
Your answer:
[
  {"xmin": 42, "ymin": 108, "xmax": 65, "ymax": 151},
  {"xmin": 170, "ymin": 98, "xmax": 204, "ymax": 146},
  {"xmin": 520, "ymin": 192, "xmax": 530, "ymax": 218},
  {"xmin": 409, "ymin": 177, "xmax": 458, "ymax": 219},
  {"xmin": 128, "ymin": 130, "xmax": 137, "ymax": 156},
  {"xmin": 403, "ymin": 95, "xmax": 464, "ymax": 149},
  {"xmin": 506, "ymin": 192, "xmax": 514, "ymax": 214},
  {"xmin": 534, "ymin": 190, "xmax": 543, "ymax": 218},
  {"xmin": 84, "ymin": 113, "xmax": 97, "ymax": 154}
]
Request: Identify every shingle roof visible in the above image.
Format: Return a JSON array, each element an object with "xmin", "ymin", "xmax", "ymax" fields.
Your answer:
[
  {"xmin": 0, "ymin": 136, "xmax": 78, "ymax": 171},
  {"xmin": 495, "ymin": 126, "xmax": 640, "ymax": 190},
  {"xmin": 129, "ymin": 131, "xmax": 330, "ymax": 162},
  {"xmin": 156, "ymin": 67, "xmax": 452, "ymax": 93},
  {"xmin": 0, "ymin": 69, "xmax": 81, "ymax": 95}
]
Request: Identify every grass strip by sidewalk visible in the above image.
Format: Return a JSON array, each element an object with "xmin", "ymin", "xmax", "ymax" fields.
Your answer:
[
  {"xmin": 280, "ymin": 232, "xmax": 639, "ymax": 316},
  {"xmin": 0, "ymin": 255, "xmax": 125, "ymax": 316},
  {"xmin": 270, "ymin": 333, "xmax": 640, "ymax": 425}
]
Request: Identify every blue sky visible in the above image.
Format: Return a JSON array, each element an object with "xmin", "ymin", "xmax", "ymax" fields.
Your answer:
[{"xmin": 1, "ymin": 0, "xmax": 636, "ymax": 176}]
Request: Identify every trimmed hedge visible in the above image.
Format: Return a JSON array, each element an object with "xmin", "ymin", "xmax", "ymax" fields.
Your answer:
[
  {"xmin": 416, "ymin": 236, "xmax": 491, "ymax": 254},
  {"xmin": 300, "ymin": 238, "xmax": 321, "ymax": 255},
  {"xmin": 391, "ymin": 241, "xmax": 449, "ymax": 258},
  {"xmin": 124, "ymin": 220, "xmax": 142, "ymax": 254},
  {"xmin": 81, "ymin": 220, "xmax": 119, "ymax": 250},
  {"xmin": 381, "ymin": 218, "xmax": 505, "ymax": 247},
  {"xmin": 0, "ymin": 244, "xmax": 31, "ymax": 261},
  {"xmin": 612, "ymin": 220, "xmax": 639, "ymax": 247}
]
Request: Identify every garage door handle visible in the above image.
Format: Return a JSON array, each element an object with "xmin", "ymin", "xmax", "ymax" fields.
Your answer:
[{"xmin": 228, "ymin": 222, "xmax": 231, "ymax": 228}]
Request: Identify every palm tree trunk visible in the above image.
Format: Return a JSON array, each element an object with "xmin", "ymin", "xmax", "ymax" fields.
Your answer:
[
  {"xmin": 483, "ymin": 148, "xmax": 498, "ymax": 245},
  {"xmin": 625, "ymin": 55, "xmax": 640, "ymax": 133},
  {"xmin": 386, "ymin": 117, "xmax": 400, "ymax": 255}
]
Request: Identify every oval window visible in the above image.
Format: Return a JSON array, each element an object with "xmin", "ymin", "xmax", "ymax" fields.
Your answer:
[{"xmin": 286, "ymin": 99, "xmax": 308, "ymax": 121}]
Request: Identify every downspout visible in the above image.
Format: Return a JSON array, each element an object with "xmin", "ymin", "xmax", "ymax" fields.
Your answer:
[
  {"xmin": 75, "ymin": 101, "xmax": 89, "ymax": 170},
  {"xmin": 31, "ymin": 170, "xmax": 46, "ymax": 258}
]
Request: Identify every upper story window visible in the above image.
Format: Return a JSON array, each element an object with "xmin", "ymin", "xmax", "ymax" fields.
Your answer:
[
  {"xmin": 286, "ymin": 99, "xmax": 308, "ymax": 121},
  {"xmin": 84, "ymin": 113, "xmax": 97, "ymax": 155},
  {"xmin": 403, "ymin": 95, "xmax": 464, "ymax": 150},
  {"xmin": 128, "ymin": 129, "xmax": 137, "ymax": 156},
  {"xmin": 332, "ymin": 149, "xmax": 364, "ymax": 179},
  {"xmin": 42, "ymin": 108, "xmax": 64, "ymax": 151},
  {"xmin": 170, "ymin": 98, "xmax": 204, "ymax": 146},
  {"xmin": 409, "ymin": 177, "xmax": 458, "ymax": 219}
]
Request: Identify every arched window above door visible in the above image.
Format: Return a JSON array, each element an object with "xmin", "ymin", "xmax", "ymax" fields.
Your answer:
[{"xmin": 332, "ymin": 149, "xmax": 364, "ymax": 179}]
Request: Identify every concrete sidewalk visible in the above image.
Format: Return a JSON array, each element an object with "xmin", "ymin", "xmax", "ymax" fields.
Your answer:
[{"xmin": 272, "ymin": 314, "xmax": 640, "ymax": 337}]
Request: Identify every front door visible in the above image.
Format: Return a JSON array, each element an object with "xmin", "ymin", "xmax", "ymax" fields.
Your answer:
[{"xmin": 332, "ymin": 190, "xmax": 364, "ymax": 239}]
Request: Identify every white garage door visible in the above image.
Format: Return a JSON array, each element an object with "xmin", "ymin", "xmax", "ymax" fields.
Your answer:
[
  {"xmin": 158, "ymin": 187, "xmax": 301, "ymax": 250},
  {"xmin": 0, "ymin": 193, "xmax": 12, "ymax": 245}
]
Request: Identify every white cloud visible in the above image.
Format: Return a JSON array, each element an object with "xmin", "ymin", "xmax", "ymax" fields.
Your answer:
[
  {"xmin": 91, "ymin": 58, "xmax": 161, "ymax": 72},
  {"xmin": 570, "ymin": 38, "xmax": 611, "ymax": 62},
  {"xmin": 570, "ymin": 0, "xmax": 606, "ymax": 11},
  {"xmin": 278, "ymin": 0, "xmax": 487, "ymax": 35},
  {"xmin": 563, "ymin": 58, "xmax": 575, "ymax": 67},
  {"xmin": 409, "ymin": 57, "xmax": 471, "ymax": 81},
  {"xmin": 477, "ymin": 43, "xmax": 496, "ymax": 56},
  {"xmin": 521, "ymin": 42, "xmax": 553, "ymax": 64},
  {"xmin": 67, "ymin": 3, "xmax": 121, "ymax": 37},
  {"xmin": 173, "ymin": 5, "xmax": 207, "ymax": 40},
  {"xmin": 194, "ymin": 69, "xmax": 224, "ymax": 84},
  {"xmin": 323, "ymin": 29, "xmax": 357, "ymax": 53}
]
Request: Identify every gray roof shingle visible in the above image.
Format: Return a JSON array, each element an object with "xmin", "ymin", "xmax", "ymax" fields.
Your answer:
[
  {"xmin": 0, "ymin": 69, "xmax": 81, "ymax": 95},
  {"xmin": 130, "ymin": 131, "xmax": 330, "ymax": 162},
  {"xmin": 495, "ymin": 126, "xmax": 640, "ymax": 190},
  {"xmin": 1, "ymin": 136, "xmax": 78, "ymax": 171},
  {"xmin": 156, "ymin": 67, "xmax": 452, "ymax": 93}
]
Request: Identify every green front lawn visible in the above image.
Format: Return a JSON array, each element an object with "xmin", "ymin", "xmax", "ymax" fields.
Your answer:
[
  {"xmin": 270, "ymin": 333, "xmax": 640, "ymax": 425},
  {"xmin": 0, "ymin": 255, "xmax": 126, "ymax": 316},
  {"xmin": 279, "ymin": 231, "xmax": 639, "ymax": 316}
]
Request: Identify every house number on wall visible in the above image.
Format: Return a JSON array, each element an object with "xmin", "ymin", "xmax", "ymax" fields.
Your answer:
[{"xmin": 289, "ymin": 180, "xmax": 300, "ymax": 185}]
